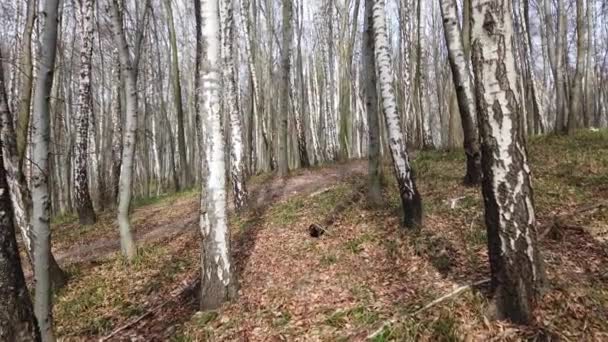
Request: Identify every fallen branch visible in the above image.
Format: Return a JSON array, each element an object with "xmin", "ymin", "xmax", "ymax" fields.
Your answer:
[
  {"xmin": 449, "ymin": 196, "xmax": 467, "ymax": 210},
  {"xmin": 367, "ymin": 279, "xmax": 490, "ymax": 340},
  {"xmin": 412, "ymin": 279, "xmax": 490, "ymax": 315},
  {"xmin": 309, "ymin": 187, "xmax": 333, "ymax": 198},
  {"xmin": 100, "ymin": 277, "xmax": 199, "ymax": 341}
]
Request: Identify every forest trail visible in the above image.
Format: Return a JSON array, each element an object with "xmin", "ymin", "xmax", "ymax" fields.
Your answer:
[
  {"xmin": 50, "ymin": 132, "xmax": 608, "ymax": 341},
  {"xmin": 51, "ymin": 160, "xmax": 367, "ymax": 267}
]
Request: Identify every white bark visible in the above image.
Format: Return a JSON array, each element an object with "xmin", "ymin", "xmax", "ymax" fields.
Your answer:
[
  {"xmin": 222, "ymin": 0, "xmax": 248, "ymax": 208},
  {"xmin": 74, "ymin": 0, "xmax": 97, "ymax": 225},
  {"xmin": 440, "ymin": 0, "xmax": 482, "ymax": 185},
  {"xmin": 31, "ymin": 0, "xmax": 61, "ymax": 340},
  {"xmin": 370, "ymin": 0, "xmax": 421, "ymax": 227},
  {"xmin": 470, "ymin": 0, "xmax": 544, "ymax": 323},
  {"xmin": 110, "ymin": 0, "xmax": 138, "ymax": 261},
  {"xmin": 200, "ymin": 0, "xmax": 236, "ymax": 309}
]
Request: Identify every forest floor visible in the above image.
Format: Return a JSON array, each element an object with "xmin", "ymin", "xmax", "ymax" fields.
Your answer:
[{"xmin": 49, "ymin": 130, "xmax": 608, "ymax": 341}]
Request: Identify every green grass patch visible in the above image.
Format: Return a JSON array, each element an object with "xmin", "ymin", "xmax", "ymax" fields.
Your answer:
[{"xmin": 268, "ymin": 197, "xmax": 306, "ymax": 225}]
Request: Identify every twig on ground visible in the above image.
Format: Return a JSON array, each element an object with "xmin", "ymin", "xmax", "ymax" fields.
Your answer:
[
  {"xmin": 309, "ymin": 187, "xmax": 333, "ymax": 198},
  {"xmin": 366, "ymin": 279, "xmax": 490, "ymax": 340},
  {"xmin": 412, "ymin": 279, "xmax": 490, "ymax": 315},
  {"xmin": 448, "ymin": 196, "xmax": 467, "ymax": 210}
]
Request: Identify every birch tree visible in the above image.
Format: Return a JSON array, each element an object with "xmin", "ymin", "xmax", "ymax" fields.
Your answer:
[
  {"xmin": 1, "ymin": 41, "xmax": 66, "ymax": 292},
  {"xmin": 109, "ymin": 50, "xmax": 122, "ymax": 206},
  {"xmin": 369, "ymin": 0, "xmax": 422, "ymax": 228},
  {"xmin": 554, "ymin": 0, "xmax": 567, "ymax": 133},
  {"xmin": 278, "ymin": 0, "xmax": 293, "ymax": 176},
  {"xmin": 470, "ymin": 0, "xmax": 545, "ymax": 324},
  {"xmin": 440, "ymin": 0, "xmax": 482, "ymax": 185},
  {"xmin": 31, "ymin": 0, "xmax": 61, "ymax": 339},
  {"xmin": 16, "ymin": 0, "xmax": 37, "ymax": 167},
  {"xmin": 74, "ymin": 0, "xmax": 97, "ymax": 225},
  {"xmin": 515, "ymin": 0, "xmax": 544, "ymax": 134},
  {"xmin": 568, "ymin": 0, "xmax": 588, "ymax": 133},
  {"xmin": 222, "ymin": 0, "xmax": 249, "ymax": 209},
  {"xmin": 109, "ymin": 0, "xmax": 138, "ymax": 261},
  {"xmin": 199, "ymin": 0, "xmax": 236, "ymax": 309},
  {"xmin": 0, "ymin": 44, "xmax": 41, "ymax": 342},
  {"xmin": 164, "ymin": 0, "xmax": 190, "ymax": 188},
  {"xmin": 362, "ymin": 0, "xmax": 382, "ymax": 206}
]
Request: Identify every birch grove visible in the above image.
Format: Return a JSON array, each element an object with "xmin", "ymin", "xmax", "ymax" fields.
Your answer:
[{"xmin": 0, "ymin": 0, "xmax": 607, "ymax": 337}]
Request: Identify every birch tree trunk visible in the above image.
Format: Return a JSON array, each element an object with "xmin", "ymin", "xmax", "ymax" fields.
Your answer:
[
  {"xmin": 16, "ymin": 0, "xmax": 37, "ymax": 167},
  {"xmin": 74, "ymin": 0, "xmax": 97, "ymax": 225},
  {"xmin": 568, "ymin": 0, "xmax": 588, "ymax": 133},
  {"xmin": 164, "ymin": 0, "xmax": 190, "ymax": 187},
  {"xmin": 440, "ymin": 0, "xmax": 482, "ymax": 185},
  {"xmin": 240, "ymin": 0, "xmax": 261, "ymax": 172},
  {"xmin": 516, "ymin": 0, "xmax": 544, "ymax": 134},
  {"xmin": 370, "ymin": 0, "xmax": 422, "ymax": 228},
  {"xmin": 278, "ymin": 0, "xmax": 293, "ymax": 176},
  {"xmin": 0, "ymin": 48, "xmax": 66, "ymax": 291},
  {"xmin": 362, "ymin": 0, "xmax": 382, "ymax": 207},
  {"xmin": 110, "ymin": 0, "xmax": 138, "ymax": 261},
  {"xmin": 222, "ymin": 0, "xmax": 248, "ymax": 209},
  {"xmin": 31, "ymin": 0, "xmax": 61, "ymax": 339},
  {"xmin": 109, "ymin": 50, "xmax": 122, "ymax": 206},
  {"xmin": 0, "ymin": 44, "xmax": 41, "ymax": 342},
  {"xmin": 470, "ymin": 0, "xmax": 545, "ymax": 324},
  {"xmin": 554, "ymin": 0, "xmax": 567, "ymax": 133},
  {"xmin": 199, "ymin": 0, "xmax": 237, "ymax": 309},
  {"xmin": 194, "ymin": 0, "xmax": 203, "ymax": 159},
  {"xmin": 294, "ymin": 0, "xmax": 310, "ymax": 168}
]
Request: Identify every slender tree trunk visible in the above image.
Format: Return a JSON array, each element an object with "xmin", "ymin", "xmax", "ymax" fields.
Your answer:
[
  {"xmin": 470, "ymin": 0, "xmax": 545, "ymax": 324},
  {"xmin": 1, "ymin": 54, "xmax": 66, "ymax": 292},
  {"xmin": 0, "ymin": 44, "xmax": 41, "ymax": 342},
  {"xmin": 74, "ymin": 0, "xmax": 97, "ymax": 225},
  {"xmin": 199, "ymin": 0, "xmax": 237, "ymax": 310},
  {"xmin": 194, "ymin": 0, "xmax": 203, "ymax": 163},
  {"xmin": 31, "ymin": 0, "xmax": 61, "ymax": 340},
  {"xmin": 110, "ymin": 0, "xmax": 138, "ymax": 261},
  {"xmin": 295, "ymin": 0, "xmax": 310, "ymax": 168},
  {"xmin": 16, "ymin": 0, "xmax": 37, "ymax": 168},
  {"xmin": 109, "ymin": 50, "xmax": 122, "ymax": 206},
  {"xmin": 517, "ymin": 0, "xmax": 545, "ymax": 134},
  {"xmin": 278, "ymin": 0, "xmax": 293, "ymax": 176},
  {"xmin": 362, "ymin": 0, "xmax": 382, "ymax": 207},
  {"xmin": 440, "ymin": 0, "xmax": 482, "ymax": 185},
  {"xmin": 555, "ymin": 0, "xmax": 567, "ymax": 133},
  {"xmin": 222, "ymin": 0, "xmax": 248, "ymax": 209},
  {"xmin": 369, "ymin": 0, "xmax": 422, "ymax": 228},
  {"xmin": 164, "ymin": 0, "xmax": 190, "ymax": 187},
  {"xmin": 568, "ymin": 0, "xmax": 588, "ymax": 133}
]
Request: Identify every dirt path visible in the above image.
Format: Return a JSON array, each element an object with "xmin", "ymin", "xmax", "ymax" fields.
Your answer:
[{"xmin": 53, "ymin": 160, "xmax": 366, "ymax": 267}]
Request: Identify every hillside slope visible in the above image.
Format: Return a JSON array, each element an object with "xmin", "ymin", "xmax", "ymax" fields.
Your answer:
[{"xmin": 51, "ymin": 131, "xmax": 608, "ymax": 341}]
